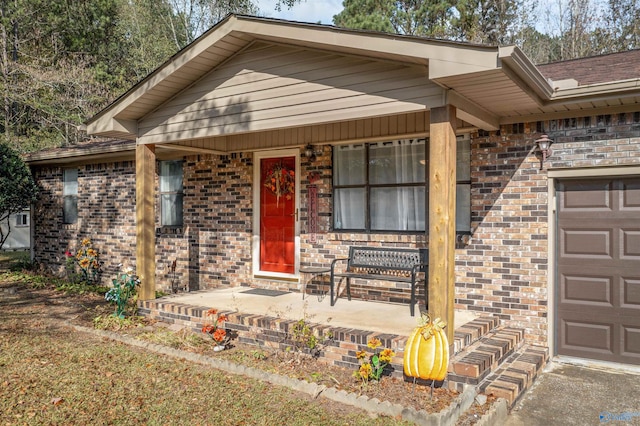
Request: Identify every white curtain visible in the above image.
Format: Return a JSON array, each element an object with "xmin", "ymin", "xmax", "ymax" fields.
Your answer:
[
  {"xmin": 63, "ymin": 169, "xmax": 78, "ymax": 224},
  {"xmin": 333, "ymin": 144, "xmax": 365, "ymax": 229},
  {"xmin": 369, "ymin": 140, "xmax": 425, "ymax": 231},
  {"xmin": 333, "ymin": 138, "xmax": 470, "ymax": 232},
  {"xmin": 160, "ymin": 161, "xmax": 183, "ymax": 226}
]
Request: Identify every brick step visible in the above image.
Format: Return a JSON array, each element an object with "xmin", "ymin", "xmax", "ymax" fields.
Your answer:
[
  {"xmin": 479, "ymin": 344, "xmax": 549, "ymax": 407},
  {"xmin": 447, "ymin": 327, "xmax": 525, "ymax": 386},
  {"xmin": 452, "ymin": 316, "xmax": 501, "ymax": 354}
]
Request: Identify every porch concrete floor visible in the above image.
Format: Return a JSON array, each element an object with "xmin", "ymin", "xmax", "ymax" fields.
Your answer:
[{"xmin": 160, "ymin": 287, "xmax": 478, "ymax": 336}]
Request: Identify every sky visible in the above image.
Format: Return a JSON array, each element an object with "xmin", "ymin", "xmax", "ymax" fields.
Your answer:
[{"xmin": 257, "ymin": 0, "xmax": 344, "ymax": 25}]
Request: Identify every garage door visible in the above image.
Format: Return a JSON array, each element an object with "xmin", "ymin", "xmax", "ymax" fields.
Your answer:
[{"xmin": 556, "ymin": 177, "xmax": 640, "ymax": 365}]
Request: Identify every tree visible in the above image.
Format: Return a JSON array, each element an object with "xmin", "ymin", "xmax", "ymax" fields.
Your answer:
[
  {"xmin": 167, "ymin": 0, "xmax": 259, "ymax": 44},
  {"xmin": 116, "ymin": 0, "xmax": 190, "ymax": 80},
  {"xmin": 333, "ymin": 0, "xmax": 455, "ymax": 37},
  {"xmin": 536, "ymin": 0, "xmax": 604, "ymax": 61},
  {"xmin": 518, "ymin": 26, "xmax": 561, "ymax": 64},
  {"xmin": 333, "ymin": 0, "xmax": 533, "ymax": 42},
  {"xmin": 0, "ymin": 143, "xmax": 38, "ymax": 250},
  {"xmin": 0, "ymin": 0, "xmax": 125, "ymax": 153},
  {"xmin": 0, "ymin": 0, "xmax": 306, "ymax": 154},
  {"xmin": 332, "ymin": 0, "xmax": 396, "ymax": 34},
  {"xmin": 448, "ymin": 0, "xmax": 529, "ymax": 45},
  {"xmin": 600, "ymin": 0, "xmax": 640, "ymax": 52}
]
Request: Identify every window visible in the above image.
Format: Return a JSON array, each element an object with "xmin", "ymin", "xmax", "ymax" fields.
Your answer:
[
  {"xmin": 333, "ymin": 138, "xmax": 470, "ymax": 233},
  {"xmin": 160, "ymin": 160, "xmax": 183, "ymax": 226},
  {"xmin": 63, "ymin": 169, "xmax": 78, "ymax": 224},
  {"xmin": 456, "ymin": 139, "xmax": 471, "ymax": 233},
  {"xmin": 15, "ymin": 212, "xmax": 29, "ymax": 227}
]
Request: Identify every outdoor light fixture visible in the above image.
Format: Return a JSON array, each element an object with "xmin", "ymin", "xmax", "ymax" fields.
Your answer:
[
  {"xmin": 535, "ymin": 134, "xmax": 553, "ymax": 169},
  {"xmin": 304, "ymin": 144, "xmax": 318, "ymax": 162}
]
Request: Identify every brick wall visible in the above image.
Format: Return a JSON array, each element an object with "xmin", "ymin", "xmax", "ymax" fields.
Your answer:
[
  {"xmin": 454, "ymin": 112, "xmax": 640, "ymax": 344},
  {"xmin": 455, "ymin": 127, "xmax": 549, "ymax": 344},
  {"xmin": 32, "ymin": 161, "xmax": 137, "ymax": 282},
  {"xmin": 179, "ymin": 153, "xmax": 254, "ymax": 292}
]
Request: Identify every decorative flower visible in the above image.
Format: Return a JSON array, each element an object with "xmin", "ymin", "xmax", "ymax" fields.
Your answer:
[
  {"xmin": 359, "ymin": 363, "xmax": 372, "ymax": 378},
  {"xmin": 213, "ymin": 328, "xmax": 226, "ymax": 343},
  {"xmin": 379, "ymin": 348, "xmax": 395, "ymax": 363},
  {"xmin": 69, "ymin": 238, "xmax": 102, "ymax": 284},
  {"xmin": 367, "ymin": 338, "xmax": 382, "ymax": 350},
  {"xmin": 353, "ymin": 339, "xmax": 395, "ymax": 384},
  {"xmin": 202, "ymin": 308, "xmax": 230, "ymax": 348},
  {"xmin": 105, "ymin": 266, "xmax": 140, "ymax": 318}
]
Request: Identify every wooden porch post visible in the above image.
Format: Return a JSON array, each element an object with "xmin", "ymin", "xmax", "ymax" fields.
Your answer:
[
  {"xmin": 136, "ymin": 143, "xmax": 156, "ymax": 300},
  {"xmin": 428, "ymin": 105, "xmax": 456, "ymax": 343}
]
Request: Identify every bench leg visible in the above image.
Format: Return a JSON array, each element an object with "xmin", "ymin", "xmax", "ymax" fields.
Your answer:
[
  {"xmin": 346, "ymin": 277, "xmax": 351, "ymax": 301},
  {"xmin": 410, "ymin": 281, "xmax": 416, "ymax": 317},
  {"xmin": 423, "ymin": 281, "xmax": 428, "ymax": 312},
  {"xmin": 330, "ymin": 272, "xmax": 335, "ymax": 306}
]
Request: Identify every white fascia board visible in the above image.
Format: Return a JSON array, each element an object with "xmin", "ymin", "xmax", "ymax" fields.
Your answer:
[
  {"xmin": 550, "ymin": 78, "xmax": 640, "ymax": 100},
  {"xmin": 498, "ymin": 46, "xmax": 554, "ymax": 101}
]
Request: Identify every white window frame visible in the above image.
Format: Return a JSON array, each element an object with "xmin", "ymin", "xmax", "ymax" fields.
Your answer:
[
  {"xmin": 63, "ymin": 168, "xmax": 78, "ymax": 224},
  {"xmin": 15, "ymin": 212, "xmax": 29, "ymax": 227},
  {"xmin": 159, "ymin": 160, "xmax": 184, "ymax": 227}
]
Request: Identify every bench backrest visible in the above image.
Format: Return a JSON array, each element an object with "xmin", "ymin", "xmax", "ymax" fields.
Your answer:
[{"xmin": 348, "ymin": 246, "xmax": 428, "ymax": 273}]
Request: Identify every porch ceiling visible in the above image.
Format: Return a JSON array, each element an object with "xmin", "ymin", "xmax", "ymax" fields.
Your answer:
[{"xmin": 86, "ymin": 15, "xmax": 640, "ymax": 144}]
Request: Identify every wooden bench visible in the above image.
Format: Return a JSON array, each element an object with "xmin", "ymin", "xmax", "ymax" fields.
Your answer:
[{"xmin": 329, "ymin": 246, "xmax": 428, "ymax": 316}]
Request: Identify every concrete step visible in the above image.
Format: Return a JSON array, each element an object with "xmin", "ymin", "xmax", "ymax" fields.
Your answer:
[
  {"xmin": 448, "ymin": 327, "xmax": 526, "ymax": 386},
  {"xmin": 479, "ymin": 344, "xmax": 549, "ymax": 407}
]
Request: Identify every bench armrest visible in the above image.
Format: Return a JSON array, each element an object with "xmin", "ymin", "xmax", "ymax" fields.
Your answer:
[
  {"xmin": 329, "ymin": 258, "xmax": 350, "ymax": 307},
  {"xmin": 330, "ymin": 257, "xmax": 349, "ymax": 269},
  {"xmin": 411, "ymin": 262, "xmax": 428, "ymax": 280}
]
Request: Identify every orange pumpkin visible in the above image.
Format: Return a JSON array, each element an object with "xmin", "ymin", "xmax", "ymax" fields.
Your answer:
[{"xmin": 403, "ymin": 315, "xmax": 449, "ymax": 381}]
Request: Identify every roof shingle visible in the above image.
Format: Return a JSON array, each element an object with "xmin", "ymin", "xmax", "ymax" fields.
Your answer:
[{"xmin": 537, "ymin": 49, "xmax": 640, "ymax": 85}]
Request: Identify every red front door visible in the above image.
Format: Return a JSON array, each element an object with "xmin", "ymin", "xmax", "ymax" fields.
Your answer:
[{"xmin": 260, "ymin": 157, "xmax": 296, "ymax": 273}]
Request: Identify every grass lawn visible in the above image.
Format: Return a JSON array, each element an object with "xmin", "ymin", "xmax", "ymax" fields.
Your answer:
[{"xmin": 0, "ymin": 250, "xmax": 29, "ymax": 268}]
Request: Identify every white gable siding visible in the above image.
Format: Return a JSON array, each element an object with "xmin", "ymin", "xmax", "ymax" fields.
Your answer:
[{"xmin": 138, "ymin": 42, "xmax": 443, "ymax": 144}]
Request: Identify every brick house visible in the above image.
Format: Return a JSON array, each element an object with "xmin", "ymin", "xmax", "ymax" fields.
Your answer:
[{"xmin": 26, "ymin": 15, "xmax": 640, "ymax": 368}]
